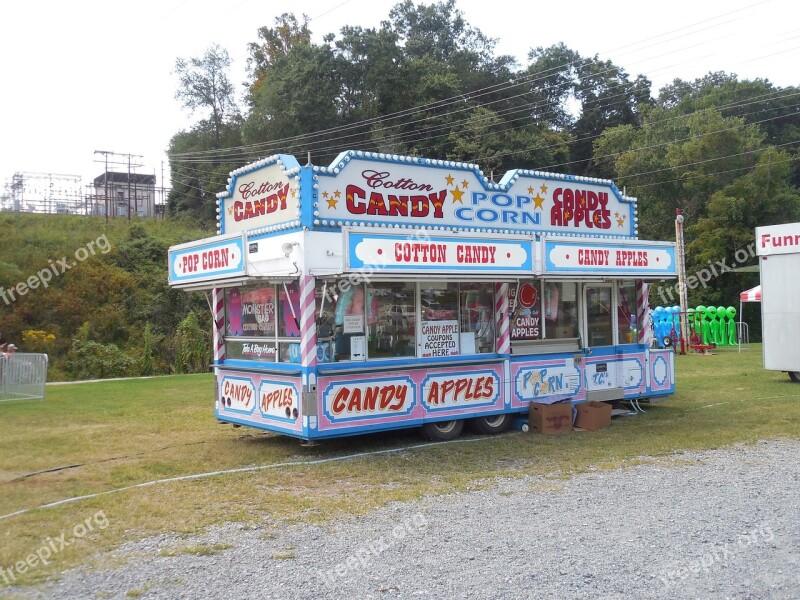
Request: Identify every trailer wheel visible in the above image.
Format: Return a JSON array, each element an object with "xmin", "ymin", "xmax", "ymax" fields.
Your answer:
[
  {"xmin": 789, "ymin": 371, "xmax": 800, "ymax": 383},
  {"xmin": 421, "ymin": 419, "xmax": 464, "ymax": 441},
  {"xmin": 467, "ymin": 414, "xmax": 514, "ymax": 435}
]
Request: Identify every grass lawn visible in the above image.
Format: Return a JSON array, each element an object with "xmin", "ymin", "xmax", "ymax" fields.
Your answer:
[{"xmin": 0, "ymin": 346, "xmax": 798, "ymax": 586}]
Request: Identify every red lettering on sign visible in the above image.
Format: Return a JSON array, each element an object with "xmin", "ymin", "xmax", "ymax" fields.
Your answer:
[
  {"xmin": 551, "ymin": 188, "xmax": 611, "ymax": 229},
  {"xmin": 232, "ymin": 182, "xmax": 289, "ymax": 222},
  {"xmin": 426, "ymin": 376, "xmax": 495, "ymax": 405},
  {"xmin": 346, "ymin": 184, "xmax": 446, "ymax": 219},
  {"xmin": 331, "ymin": 384, "xmax": 408, "ymax": 415}
]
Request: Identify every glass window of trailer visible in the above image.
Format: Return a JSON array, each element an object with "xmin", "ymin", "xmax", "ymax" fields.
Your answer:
[
  {"xmin": 314, "ymin": 280, "xmax": 496, "ymax": 362},
  {"xmin": 224, "ymin": 284, "xmax": 300, "ymax": 363},
  {"xmin": 617, "ymin": 280, "xmax": 638, "ymax": 343},
  {"xmin": 543, "ymin": 282, "xmax": 579, "ymax": 339}
]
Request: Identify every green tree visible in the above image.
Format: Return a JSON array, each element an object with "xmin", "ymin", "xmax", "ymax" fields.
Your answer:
[
  {"xmin": 174, "ymin": 43, "xmax": 239, "ymax": 145},
  {"xmin": 175, "ymin": 310, "xmax": 210, "ymax": 374}
]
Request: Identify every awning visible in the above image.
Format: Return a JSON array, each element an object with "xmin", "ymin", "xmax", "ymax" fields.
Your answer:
[{"xmin": 740, "ymin": 285, "xmax": 761, "ymax": 302}]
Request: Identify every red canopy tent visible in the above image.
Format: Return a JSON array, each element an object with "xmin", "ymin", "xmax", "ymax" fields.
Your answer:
[
  {"xmin": 738, "ymin": 285, "xmax": 761, "ymax": 351},
  {"xmin": 740, "ymin": 285, "xmax": 761, "ymax": 302}
]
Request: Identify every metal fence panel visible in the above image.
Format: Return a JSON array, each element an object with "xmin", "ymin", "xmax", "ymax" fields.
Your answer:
[{"xmin": 0, "ymin": 353, "xmax": 48, "ymax": 402}]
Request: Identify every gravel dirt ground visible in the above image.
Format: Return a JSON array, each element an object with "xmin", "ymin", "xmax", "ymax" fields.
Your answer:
[{"xmin": 4, "ymin": 438, "xmax": 799, "ymax": 600}]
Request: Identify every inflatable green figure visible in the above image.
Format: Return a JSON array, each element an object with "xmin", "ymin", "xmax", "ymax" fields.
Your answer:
[
  {"xmin": 715, "ymin": 306, "xmax": 727, "ymax": 346},
  {"xmin": 693, "ymin": 306, "xmax": 704, "ymax": 338},
  {"xmin": 695, "ymin": 305, "xmax": 705, "ymax": 341},
  {"xmin": 726, "ymin": 306, "xmax": 738, "ymax": 346},
  {"xmin": 703, "ymin": 306, "xmax": 719, "ymax": 345}
]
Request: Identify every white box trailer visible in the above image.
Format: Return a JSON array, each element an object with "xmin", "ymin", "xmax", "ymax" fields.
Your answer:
[{"xmin": 756, "ymin": 222, "xmax": 800, "ymax": 383}]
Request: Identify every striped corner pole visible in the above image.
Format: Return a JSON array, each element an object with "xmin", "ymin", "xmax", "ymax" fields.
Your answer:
[
  {"xmin": 212, "ymin": 287, "xmax": 225, "ymax": 363},
  {"xmin": 496, "ymin": 282, "xmax": 510, "ymax": 354},
  {"xmin": 636, "ymin": 280, "xmax": 652, "ymax": 346},
  {"xmin": 299, "ymin": 275, "xmax": 317, "ymax": 368}
]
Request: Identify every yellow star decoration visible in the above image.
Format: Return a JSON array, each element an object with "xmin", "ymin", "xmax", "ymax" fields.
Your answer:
[
  {"xmin": 327, "ymin": 196, "xmax": 338, "ymax": 208},
  {"xmin": 461, "ymin": 179, "xmax": 469, "ymax": 189},
  {"xmin": 616, "ymin": 215, "xmax": 626, "ymax": 227},
  {"xmin": 527, "ymin": 186, "xmax": 535, "ymax": 195},
  {"xmin": 323, "ymin": 191, "xmax": 329, "ymax": 199},
  {"xmin": 228, "ymin": 206, "xmax": 234, "ymax": 216},
  {"xmin": 334, "ymin": 190, "xmax": 341, "ymax": 199},
  {"xmin": 451, "ymin": 187, "xmax": 465, "ymax": 204},
  {"xmin": 540, "ymin": 184, "xmax": 548, "ymax": 194},
  {"xmin": 533, "ymin": 194, "xmax": 544, "ymax": 209},
  {"xmin": 445, "ymin": 174, "xmax": 454, "ymax": 186},
  {"xmin": 290, "ymin": 187, "xmax": 297, "ymax": 198}
]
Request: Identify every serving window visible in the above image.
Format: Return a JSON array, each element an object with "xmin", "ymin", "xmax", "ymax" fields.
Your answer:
[
  {"xmin": 314, "ymin": 280, "xmax": 496, "ymax": 362},
  {"xmin": 616, "ymin": 280, "xmax": 638, "ymax": 343},
  {"xmin": 223, "ymin": 283, "xmax": 301, "ymax": 362},
  {"xmin": 509, "ymin": 280, "xmax": 579, "ymax": 342}
]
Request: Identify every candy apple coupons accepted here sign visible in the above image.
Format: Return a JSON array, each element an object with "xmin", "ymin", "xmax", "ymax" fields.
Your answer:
[{"xmin": 420, "ymin": 320, "xmax": 460, "ymax": 357}]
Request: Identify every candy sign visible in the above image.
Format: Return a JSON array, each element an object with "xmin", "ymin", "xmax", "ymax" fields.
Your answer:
[
  {"xmin": 218, "ymin": 376, "xmax": 256, "ymax": 414},
  {"xmin": 316, "ymin": 153, "xmax": 635, "ymax": 236},
  {"xmin": 218, "ymin": 156, "xmax": 301, "ymax": 234},
  {"xmin": 323, "ymin": 377, "xmax": 415, "ymax": 422},
  {"xmin": 347, "ymin": 232, "xmax": 532, "ymax": 273}
]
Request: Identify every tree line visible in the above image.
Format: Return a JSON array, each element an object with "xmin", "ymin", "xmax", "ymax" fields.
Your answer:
[
  {"xmin": 166, "ymin": 0, "xmax": 800, "ymax": 317},
  {"xmin": 3, "ymin": 1, "xmax": 798, "ymax": 379}
]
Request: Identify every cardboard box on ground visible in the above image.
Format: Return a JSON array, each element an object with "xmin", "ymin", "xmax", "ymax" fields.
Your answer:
[
  {"xmin": 528, "ymin": 401, "xmax": 573, "ymax": 435},
  {"xmin": 575, "ymin": 400, "xmax": 612, "ymax": 431}
]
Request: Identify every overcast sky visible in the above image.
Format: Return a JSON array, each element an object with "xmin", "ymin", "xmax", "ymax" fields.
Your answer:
[{"xmin": 1, "ymin": 0, "xmax": 797, "ymax": 195}]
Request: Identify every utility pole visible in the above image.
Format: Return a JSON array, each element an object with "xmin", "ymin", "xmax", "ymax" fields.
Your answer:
[
  {"xmin": 127, "ymin": 154, "xmax": 132, "ymax": 221},
  {"xmin": 161, "ymin": 161, "xmax": 165, "ymax": 219},
  {"xmin": 93, "ymin": 150, "xmax": 142, "ymax": 223},
  {"xmin": 94, "ymin": 150, "xmax": 111, "ymax": 225}
]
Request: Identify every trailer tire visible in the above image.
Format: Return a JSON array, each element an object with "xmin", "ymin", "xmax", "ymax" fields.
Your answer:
[
  {"xmin": 789, "ymin": 371, "xmax": 800, "ymax": 383},
  {"xmin": 421, "ymin": 420, "xmax": 464, "ymax": 441},
  {"xmin": 467, "ymin": 414, "xmax": 514, "ymax": 435}
]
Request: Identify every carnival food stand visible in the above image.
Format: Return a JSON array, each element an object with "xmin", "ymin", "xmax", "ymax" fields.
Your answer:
[{"xmin": 168, "ymin": 151, "xmax": 677, "ymax": 441}]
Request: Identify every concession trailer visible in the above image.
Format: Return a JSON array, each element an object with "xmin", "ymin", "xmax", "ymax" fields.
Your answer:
[
  {"xmin": 756, "ymin": 221, "xmax": 800, "ymax": 383},
  {"xmin": 167, "ymin": 150, "xmax": 677, "ymax": 441}
]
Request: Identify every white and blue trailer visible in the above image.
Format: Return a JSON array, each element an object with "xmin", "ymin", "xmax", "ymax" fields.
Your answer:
[{"xmin": 167, "ymin": 150, "xmax": 677, "ymax": 441}]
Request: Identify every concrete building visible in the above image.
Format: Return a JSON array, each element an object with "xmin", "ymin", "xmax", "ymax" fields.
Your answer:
[{"xmin": 92, "ymin": 171, "xmax": 158, "ymax": 218}]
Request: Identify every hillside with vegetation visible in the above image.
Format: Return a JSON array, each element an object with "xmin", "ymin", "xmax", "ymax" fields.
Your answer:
[{"xmin": 0, "ymin": 213, "xmax": 213, "ymax": 380}]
